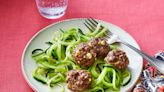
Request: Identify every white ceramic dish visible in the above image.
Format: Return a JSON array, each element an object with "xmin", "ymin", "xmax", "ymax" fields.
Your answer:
[{"xmin": 21, "ymin": 18, "xmax": 143, "ymax": 92}]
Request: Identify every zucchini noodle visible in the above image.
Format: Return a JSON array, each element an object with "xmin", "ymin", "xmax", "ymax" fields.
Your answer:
[{"xmin": 32, "ymin": 25, "xmax": 131, "ymax": 92}]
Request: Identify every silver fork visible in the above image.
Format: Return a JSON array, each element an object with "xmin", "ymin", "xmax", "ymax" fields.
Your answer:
[{"xmin": 84, "ymin": 18, "xmax": 164, "ymax": 74}]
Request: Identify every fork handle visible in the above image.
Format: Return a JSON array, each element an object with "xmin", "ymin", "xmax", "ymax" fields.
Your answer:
[{"xmin": 120, "ymin": 40, "xmax": 164, "ymax": 74}]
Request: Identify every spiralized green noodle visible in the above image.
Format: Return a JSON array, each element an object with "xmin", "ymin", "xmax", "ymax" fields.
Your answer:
[{"xmin": 32, "ymin": 25, "xmax": 131, "ymax": 92}]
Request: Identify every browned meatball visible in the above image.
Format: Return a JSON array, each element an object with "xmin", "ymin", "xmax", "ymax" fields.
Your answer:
[
  {"xmin": 67, "ymin": 70, "xmax": 92, "ymax": 92},
  {"xmin": 88, "ymin": 37, "xmax": 110, "ymax": 58},
  {"xmin": 104, "ymin": 50, "xmax": 129, "ymax": 69},
  {"xmin": 73, "ymin": 43, "xmax": 97, "ymax": 67}
]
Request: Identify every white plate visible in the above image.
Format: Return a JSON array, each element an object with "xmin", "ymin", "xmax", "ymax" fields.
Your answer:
[{"xmin": 21, "ymin": 18, "xmax": 143, "ymax": 92}]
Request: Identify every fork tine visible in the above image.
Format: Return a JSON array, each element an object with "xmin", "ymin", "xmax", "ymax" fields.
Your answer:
[
  {"xmin": 85, "ymin": 20, "xmax": 96, "ymax": 30},
  {"xmin": 89, "ymin": 17, "xmax": 105, "ymax": 30},
  {"xmin": 84, "ymin": 18, "xmax": 100, "ymax": 32},
  {"xmin": 105, "ymin": 34, "xmax": 111, "ymax": 38},
  {"xmin": 89, "ymin": 17, "xmax": 99, "ymax": 24},
  {"xmin": 84, "ymin": 18, "xmax": 99, "ymax": 32},
  {"xmin": 85, "ymin": 17, "xmax": 115, "ymax": 40},
  {"xmin": 87, "ymin": 18, "xmax": 97, "ymax": 27},
  {"xmin": 84, "ymin": 23, "xmax": 93, "ymax": 32},
  {"xmin": 105, "ymin": 30, "xmax": 113, "ymax": 38},
  {"xmin": 108, "ymin": 30, "xmax": 113, "ymax": 35}
]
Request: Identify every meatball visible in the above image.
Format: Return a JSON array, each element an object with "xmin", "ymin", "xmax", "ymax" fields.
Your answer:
[
  {"xmin": 104, "ymin": 50, "xmax": 129, "ymax": 69},
  {"xmin": 67, "ymin": 70, "xmax": 92, "ymax": 92},
  {"xmin": 73, "ymin": 43, "xmax": 97, "ymax": 67},
  {"xmin": 88, "ymin": 37, "xmax": 110, "ymax": 58}
]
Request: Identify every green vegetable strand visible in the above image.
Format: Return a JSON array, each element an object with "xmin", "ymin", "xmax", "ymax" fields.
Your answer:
[{"xmin": 32, "ymin": 27, "xmax": 131, "ymax": 92}]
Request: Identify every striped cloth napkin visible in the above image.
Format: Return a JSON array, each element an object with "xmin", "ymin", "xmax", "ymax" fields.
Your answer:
[{"xmin": 133, "ymin": 52, "xmax": 164, "ymax": 92}]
